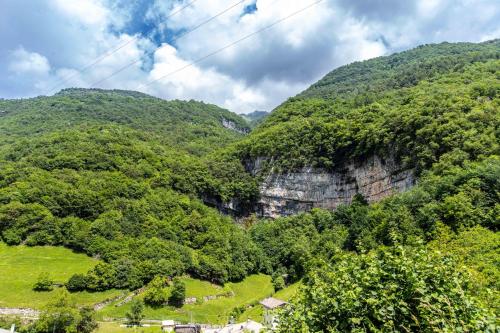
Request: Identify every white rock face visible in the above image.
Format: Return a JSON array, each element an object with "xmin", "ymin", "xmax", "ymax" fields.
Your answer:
[
  {"xmin": 255, "ymin": 155, "xmax": 415, "ymax": 218},
  {"xmin": 221, "ymin": 118, "xmax": 249, "ymax": 134}
]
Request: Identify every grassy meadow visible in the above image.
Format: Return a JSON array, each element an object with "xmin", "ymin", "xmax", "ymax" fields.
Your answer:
[
  {"xmin": 99, "ymin": 274, "xmax": 274, "ymax": 324},
  {"xmin": 95, "ymin": 322, "xmax": 161, "ymax": 333},
  {"xmin": 0, "ymin": 243, "xmax": 122, "ymax": 308},
  {"xmin": 0, "ymin": 243, "xmax": 298, "ymax": 325},
  {"xmin": 238, "ymin": 282, "xmax": 301, "ymax": 323}
]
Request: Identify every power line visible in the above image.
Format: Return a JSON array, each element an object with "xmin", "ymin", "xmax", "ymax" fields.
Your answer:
[
  {"xmin": 46, "ymin": 0, "xmax": 199, "ymax": 94},
  {"xmin": 88, "ymin": 0, "xmax": 247, "ymax": 88},
  {"xmin": 138, "ymin": 0, "xmax": 325, "ymax": 90}
]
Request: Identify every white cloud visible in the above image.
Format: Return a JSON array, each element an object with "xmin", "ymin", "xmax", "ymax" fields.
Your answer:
[
  {"xmin": 8, "ymin": 47, "xmax": 51, "ymax": 76},
  {"xmin": 0, "ymin": 0, "xmax": 499, "ymax": 111},
  {"xmin": 50, "ymin": 0, "xmax": 110, "ymax": 26}
]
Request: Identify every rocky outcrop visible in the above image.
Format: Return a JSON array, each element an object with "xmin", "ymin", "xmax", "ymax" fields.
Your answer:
[
  {"xmin": 0, "ymin": 307, "xmax": 40, "ymax": 318},
  {"xmin": 221, "ymin": 118, "xmax": 249, "ymax": 134},
  {"xmin": 253, "ymin": 155, "xmax": 415, "ymax": 218}
]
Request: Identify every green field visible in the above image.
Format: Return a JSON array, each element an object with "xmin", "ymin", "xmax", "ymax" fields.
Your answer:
[
  {"xmin": 0, "ymin": 243, "xmax": 122, "ymax": 308},
  {"xmin": 0, "ymin": 244, "xmax": 291, "ymax": 325},
  {"xmin": 95, "ymin": 322, "xmax": 160, "ymax": 333},
  {"xmin": 99, "ymin": 275, "xmax": 274, "ymax": 324},
  {"xmin": 239, "ymin": 282, "xmax": 301, "ymax": 323}
]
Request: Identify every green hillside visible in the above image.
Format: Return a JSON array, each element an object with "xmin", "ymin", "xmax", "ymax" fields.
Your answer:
[
  {"xmin": 300, "ymin": 40, "xmax": 499, "ymax": 101},
  {"xmin": 0, "ymin": 88, "xmax": 249, "ymax": 155},
  {"xmin": 0, "ymin": 243, "xmax": 121, "ymax": 308},
  {"xmin": 0, "ymin": 89, "xmax": 261, "ymax": 294},
  {"xmin": 236, "ymin": 40, "xmax": 499, "ymax": 172}
]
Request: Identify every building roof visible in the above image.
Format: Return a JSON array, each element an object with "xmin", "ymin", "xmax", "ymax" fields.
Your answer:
[
  {"xmin": 162, "ymin": 320, "xmax": 175, "ymax": 326},
  {"xmin": 259, "ymin": 297, "xmax": 287, "ymax": 309}
]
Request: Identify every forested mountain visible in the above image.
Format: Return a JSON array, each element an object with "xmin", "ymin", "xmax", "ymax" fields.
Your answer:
[
  {"xmin": 0, "ymin": 88, "xmax": 249, "ymax": 155},
  {"xmin": 237, "ymin": 39, "xmax": 499, "ymax": 172},
  {"xmin": 0, "ymin": 89, "xmax": 262, "ymax": 290},
  {"xmin": 236, "ymin": 40, "xmax": 499, "ymax": 330}
]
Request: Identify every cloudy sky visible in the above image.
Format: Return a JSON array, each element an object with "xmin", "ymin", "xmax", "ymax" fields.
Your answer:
[{"xmin": 1, "ymin": 0, "xmax": 499, "ymax": 113}]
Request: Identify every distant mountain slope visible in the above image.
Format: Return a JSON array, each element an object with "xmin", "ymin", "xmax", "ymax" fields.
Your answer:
[
  {"xmin": 0, "ymin": 88, "xmax": 249, "ymax": 155},
  {"xmin": 242, "ymin": 110, "xmax": 269, "ymax": 127},
  {"xmin": 299, "ymin": 39, "xmax": 500, "ymax": 101}
]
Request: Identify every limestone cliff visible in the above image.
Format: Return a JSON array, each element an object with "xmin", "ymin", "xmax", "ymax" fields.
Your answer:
[{"xmin": 250, "ymin": 155, "xmax": 415, "ymax": 218}]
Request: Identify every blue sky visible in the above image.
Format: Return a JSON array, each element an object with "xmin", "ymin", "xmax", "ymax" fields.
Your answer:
[{"xmin": 1, "ymin": 0, "xmax": 499, "ymax": 113}]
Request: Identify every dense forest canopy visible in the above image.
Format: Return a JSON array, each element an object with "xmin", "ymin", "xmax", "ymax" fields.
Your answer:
[
  {"xmin": 234, "ymin": 40, "xmax": 499, "ymax": 173},
  {"xmin": 0, "ymin": 90, "xmax": 261, "ymax": 289},
  {"xmin": 0, "ymin": 88, "xmax": 249, "ymax": 155}
]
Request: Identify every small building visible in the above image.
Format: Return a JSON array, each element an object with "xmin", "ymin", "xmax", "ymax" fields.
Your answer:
[
  {"xmin": 174, "ymin": 324, "xmax": 201, "ymax": 333},
  {"xmin": 161, "ymin": 320, "xmax": 175, "ymax": 332},
  {"xmin": 259, "ymin": 297, "xmax": 287, "ymax": 330}
]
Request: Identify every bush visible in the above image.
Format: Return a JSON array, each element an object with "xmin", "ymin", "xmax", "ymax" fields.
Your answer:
[
  {"xmin": 66, "ymin": 274, "xmax": 88, "ymax": 292},
  {"xmin": 278, "ymin": 244, "xmax": 495, "ymax": 332},
  {"xmin": 33, "ymin": 272, "xmax": 53, "ymax": 291},
  {"xmin": 143, "ymin": 276, "xmax": 169, "ymax": 307}
]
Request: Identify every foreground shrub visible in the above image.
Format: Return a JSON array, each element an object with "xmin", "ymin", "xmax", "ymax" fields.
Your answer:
[{"xmin": 278, "ymin": 244, "xmax": 495, "ymax": 332}]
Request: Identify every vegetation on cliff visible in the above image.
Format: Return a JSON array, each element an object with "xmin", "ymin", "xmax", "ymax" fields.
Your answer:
[{"xmin": 235, "ymin": 40, "xmax": 499, "ymax": 173}]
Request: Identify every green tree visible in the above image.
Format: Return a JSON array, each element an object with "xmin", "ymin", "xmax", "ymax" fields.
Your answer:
[
  {"xmin": 278, "ymin": 244, "xmax": 494, "ymax": 332},
  {"xmin": 76, "ymin": 307, "xmax": 98, "ymax": 333},
  {"xmin": 272, "ymin": 274, "xmax": 285, "ymax": 291},
  {"xmin": 143, "ymin": 276, "xmax": 169, "ymax": 307},
  {"xmin": 125, "ymin": 299, "xmax": 144, "ymax": 326},
  {"xmin": 168, "ymin": 277, "xmax": 186, "ymax": 307},
  {"xmin": 33, "ymin": 289, "xmax": 80, "ymax": 333}
]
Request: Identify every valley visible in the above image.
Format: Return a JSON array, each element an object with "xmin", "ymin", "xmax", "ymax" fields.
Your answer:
[{"xmin": 0, "ymin": 40, "xmax": 498, "ymax": 332}]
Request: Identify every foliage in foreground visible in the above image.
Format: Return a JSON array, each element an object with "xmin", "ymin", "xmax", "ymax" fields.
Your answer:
[
  {"xmin": 278, "ymin": 244, "xmax": 496, "ymax": 333},
  {"xmin": 22, "ymin": 290, "xmax": 98, "ymax": 333}
]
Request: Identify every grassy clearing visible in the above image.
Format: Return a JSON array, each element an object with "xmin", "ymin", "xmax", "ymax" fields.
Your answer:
[
  {"xmin": 239, "ymin": 281, "xmax": 301, "ymax": 323},
  {"xmin": 183, "ymin": 277, "xmax": 224, "ymax": 298},
  {"xmin": 99, "ymin": 274, "xmax": 273, "ymax": 324},
  {"xmin": 95, "ymin": 322, "xmax": 160, "ymax": 333},
  {"xmin": 0, "ymin": 243, "xmax": 121, "ymax": 308},
  {"xmin": 274, "ymin": 282, "xmax": 300, "ymax": 300}
]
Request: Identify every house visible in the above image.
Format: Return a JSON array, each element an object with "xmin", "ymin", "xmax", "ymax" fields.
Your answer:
[
  {"xmin": 204, "ymin": 320, "xmax": 263, "ymax": 333},
  {"xmin": 174, "ymin": 324, "xmax": 202, "ymax": 333},
  {"xmin": 259, "ymin": 297, "xmax": 287, "ymax": 330},
  {"xmin": 162, "ymin": 320, "xmax": 175, "ymax": 332}
]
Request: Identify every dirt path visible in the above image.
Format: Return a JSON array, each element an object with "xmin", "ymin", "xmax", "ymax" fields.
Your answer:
[{"xmin": 0, "ymin": 307, "xmax": 40, "ymax": 318}]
